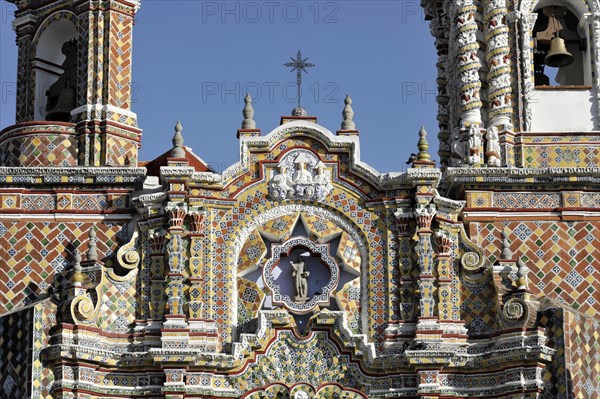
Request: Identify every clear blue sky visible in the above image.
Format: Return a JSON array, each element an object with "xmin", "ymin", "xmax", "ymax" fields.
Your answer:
[{"xmin": 0, "ymin": 1, "xmax": 439, "ymax": 173}]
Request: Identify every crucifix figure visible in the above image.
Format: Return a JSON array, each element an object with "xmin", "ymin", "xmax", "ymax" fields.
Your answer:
[{"xmin": 284, "ymin": 50, "xmax": 315, "ymax": 114}]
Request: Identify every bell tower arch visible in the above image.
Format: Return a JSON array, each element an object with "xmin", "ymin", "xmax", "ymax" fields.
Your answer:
[{"xmin": 1, "ymin": 0, "xmax": 141, "ymax": 167}]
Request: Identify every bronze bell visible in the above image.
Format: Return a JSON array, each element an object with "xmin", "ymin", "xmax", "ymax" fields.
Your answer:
[{"xmin": 545, "ymin": 37, "xmax": 574, "ymax": 68}]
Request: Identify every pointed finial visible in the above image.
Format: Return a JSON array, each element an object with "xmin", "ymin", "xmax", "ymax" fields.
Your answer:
[
  {"xmin": 516, "ymin": 258, "xmax": 529, "ymax": 289},
  {"xmin": 242, "ymin": 94, "xmax": 257, "ymax": 129},
  {"xmin": 501, "ymin": 229, "xmax": 513, "ymax": 260},
  {"xmin": 341, "ymin": 95, "xmax": 356, "ymax": 130},
  {"xmin": 171, "ymin": 121, "xmax": 185, "ymax": 158},
  {"xmin": 416, "ymin": 127, "xmax": 431, "ymax": 161},
  {"xmin": 87, "ymin": 228, "xmax": 98, "ymax": 262}
]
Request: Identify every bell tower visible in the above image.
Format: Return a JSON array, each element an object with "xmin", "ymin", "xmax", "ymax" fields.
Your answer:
[
  {"xmin": 0, "ymin": 0, "xmax": 141, "ymax": 167},
  {"xmin": 423, "ymin": 2, "xmax": 600, "ymax": 397},
  {"xmin": 423, "ymin": 0, "xmax": 600, "ymax": 169}
]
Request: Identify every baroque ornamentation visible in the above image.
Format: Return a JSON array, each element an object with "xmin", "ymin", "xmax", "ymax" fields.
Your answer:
[
  {"xmin": 454, "ymin": 0, "xmax": 483, "ymax": 126},
  {"xmin": 167, "ymin": 207, "xmax": 187, "ymax": 228},
  {"xmin": 148, "ymin": 232, "xmax": 167, "ymax": 253},
  {"xmin": 262, "ymin": 236, "xmax": 340, "ymax": 314},
  {"xmin": 394, "ymin": 210, "xmax": 413, "ymax": 236},
  {"xmin": 268, "ymin": 150, "xmax": 333, "ymax": 201},
  {"xmin": 485, "ymin": 126, "xmax": 502, "ymax": 167},
  {"xmin": 414, "ymin": 206, "xmax": 436, "ymax": 230},
  {"xmin": 188, "ymin": 212, "xmax": 205, "ymax": 233},
  {"xmin": 500, "ymin": 297, "xmax": 539, "ymax": 328},
  {"xmin": 435, "ymin": 231, "xmax": 452, "ymax": 255},
  {"xmin": 484, "ymin": 0, "xmax": 512, "ymax": 129},
  {"xmin": 116, "ymin": 231, "xmax": 140, "ymax": 271},
  {"xmin": 461, "ymin": 251, "xmax": 486, "ymax": 273}
]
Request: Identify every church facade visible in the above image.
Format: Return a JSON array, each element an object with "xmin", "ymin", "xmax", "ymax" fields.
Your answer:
[{"xmin": 0, "ymin": 0, "xmax": 598, "ymax": 398}]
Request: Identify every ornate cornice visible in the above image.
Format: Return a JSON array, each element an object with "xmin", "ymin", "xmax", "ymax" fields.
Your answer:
[{"xmin": 160, "ymin": 122, "xmax": 428, "ymax": 191}]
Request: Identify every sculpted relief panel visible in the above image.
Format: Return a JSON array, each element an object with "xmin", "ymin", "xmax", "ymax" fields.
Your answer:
[{"xmin": 268, "ymin": 149, "xmax": 333, "ymax": 201}]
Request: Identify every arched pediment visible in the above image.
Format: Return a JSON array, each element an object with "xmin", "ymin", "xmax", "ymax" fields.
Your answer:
[{"xmin": 180, "ymin": 121, "xmax": 417, "ymax": 193}]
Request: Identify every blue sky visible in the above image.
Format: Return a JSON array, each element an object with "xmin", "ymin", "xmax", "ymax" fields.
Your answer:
[{"xmin": 0, "ymin": 1, "xmax": 439, "ymax": 173}]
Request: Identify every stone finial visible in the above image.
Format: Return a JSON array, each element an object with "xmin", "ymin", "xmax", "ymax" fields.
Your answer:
[
  {"xmin": 72, "ymin": 251, "xmax": 84, "ymax": 283},
  {"xmin": 87, "ymin": 228, "xmax": 98, "ymax": 262},
  {"xmin": 171, "ymin": 121, "xmax": 185, "ymax": 158},
  {"xmin": 516, "ymin": 258, "xmax": 529, "ymax": 290},
  {"xmin": 500, "ymin": 229, "xmax": 513, "ymax": 260},
  {"xmin": 416, "ymin": 127, "xmax": 431, "ymax": 161},
  {"xmin": 341, "ymin": 95, "xmax": 356, "ymax": 130},
  {"xmin": 292, "ymin": 107, "xmax": 308, "ymax": 117},
  {"xmin": 241, "ymin": 94, "xmax": 257, "ymax": 129}
]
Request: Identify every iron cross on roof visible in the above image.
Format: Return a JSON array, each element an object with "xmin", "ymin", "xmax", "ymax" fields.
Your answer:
[{"xmin": 284, "ymin": 50, "xmax": 315, "ymax": 111}]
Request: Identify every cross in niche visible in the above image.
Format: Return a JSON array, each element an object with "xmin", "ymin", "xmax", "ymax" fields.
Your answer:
[{"xmin": 284, "ymin": 50, "xmax": 315, "ymax": 110}]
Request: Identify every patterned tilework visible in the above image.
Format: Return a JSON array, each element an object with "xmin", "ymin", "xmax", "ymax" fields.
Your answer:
[
  {"xmin": 518, "ymin": 135, "xmax": 600, "ymax": 168},
  {"xmin": 236, "ymin": 212, "xmax": 365, "ymax": 334},
  {"xmin": 210, "ymin": 174, "xmax": 386, "ymax": 344},
  {"xmin": 15, "ymin": 35, "xmax": 32, "ymax": 123},
  {"xmin": 0, "ymin": 134, "xmax": 78, "ymax": 167},
  {"xmin": 191, "ymin": 139, "xmax": 377, "ymax": 200},
  {"xmin": 31, "ymin": 301, "xmax": 56, "ymax": 399},
  {"xmin": 238, "ymin": 231, "xmax": 267, "ymax": 275},
  {"xmin": 580, "ymin": 193, "xmax": 600, "ymax": 208},
  {"xmin": 459, "ymin": 276, "xmax": 500, "ymax": 335},
  {"xmin": 0, "ymin": 193, "xmax": 126, "ymax": 212},
  {"xmin": 335, "ymin": 278, "xmax": 361, "ymax": 334},
  {"xmin": 96, "ymin": 273, "xmax": 138, "ymax": 332},
  {"xmin": 237, "ymin": 277, "xmax": 265, "ymax": 334},
  {"xmin": 107, "ymin": 11, "xmax": 133, "ymax": 110},
  {"xmin": 0, "ymin": 305, "xmax": 33, "ymax": 399},
  {"xmin": 337, "ymin": 232, "xmax": 361, "ymax": 273},
  {"xmin": 472, "ymin": 221, "xmax": 600, "ymax": 316},
  {"xmin": 538, "ymin": 307, "xmax": 569, "ymax": 399},
  {"xmin": 77, "ymin": 9, "xmax": 92, "ymax": 107},
  {"xmin": 260, "ymin": 213, "xmax": 299, "ymax": 241},
  {"xmin": 105, "ymin": 135, "xmax": 138, "ymax": 166},
  {"xmin": 493, "ymin": 192, "xmax": 561, "ymax": 209},
  {"xmin": 0, "ymin": 221, "xmax": 127, "ymax": 313},
  {"xmin": 302, "ymin": 213, "xmax": 343, "ymax": 241},
  {"xmin": 564, "ymin": 309, "xmax": 600, "ymax": 399},
  {"xmin": 227, "ymin": 330, "xmax": 367, "ymax": 392}
]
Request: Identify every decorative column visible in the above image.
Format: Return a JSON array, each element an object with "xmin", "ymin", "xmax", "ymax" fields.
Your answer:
[
  {"xmin": 513, "ymin": 11, "xmax": 539, "ymax": 132},
  {"xmin": 433, "ymin": 13, "xmax": 452, "ymax": 166},
  {"xmin": 414, "ymin": 206, "xmax": 437, "ymax": 320},
  {"xmin": 384, "ymin": 208, "xmax": 416, "ymax": 350},
  {"xmin": 148, "ymin": 232, "xmax": 167, "ymax": 322},
  {"xmin": 590, "ymin": 14, "xmax": 600, "ymax": 124},
  {"xmin": 187, "ymin": 211, "xmax": 219, "ymax": 351},
  {"xmin": 451, "ymin": 0, "xmax": 484, "ymax": 166},
  {"xmin": 13, "ymin": 21, "xmax": 36, "ymax": 122},
  {"xmin": 188, "ymin": 212, "xmax": 205, "ymax": 321},
  {"xmin": 484, "ymin": 0, "xmax": 512, "ymax": 167},
  {"xmin": 410, "ymin": 128, "xmax": 441, "ymax": 341},
  {"xmin": 165, "ymin": 208, "xmax": 187, "ymax": 319},
  {"xmin": 395, "ymin": 210, "xmax": 415, "ymax": 322},
  {"xmin": 434, "ymin": 231, "xmax": 452, "ymax": 322}
]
